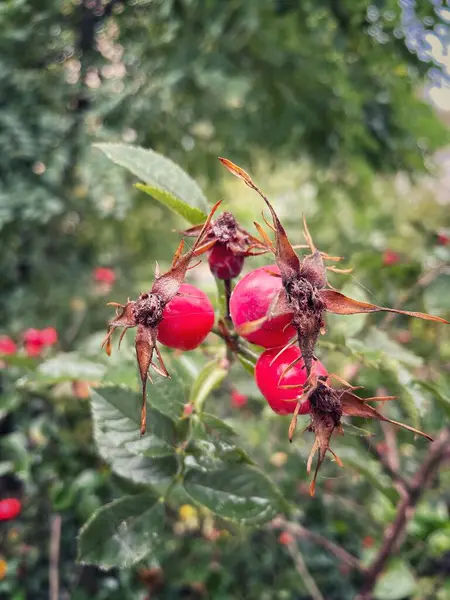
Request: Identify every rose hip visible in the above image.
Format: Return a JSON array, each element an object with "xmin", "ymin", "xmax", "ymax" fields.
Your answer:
[
  {"xmin": 255, "ymin": 346, "xmax": 327, "ymax": 415},
  {"xmin": 230, "ymin": 265, "xmax": 296, "ymax": 348},
  {"xmin": 157, "ymin": 283, "xmax": 215, "ymax": 351}
]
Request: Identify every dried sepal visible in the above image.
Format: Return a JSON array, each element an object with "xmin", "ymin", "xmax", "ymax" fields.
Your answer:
[
  {"xmin": 103, "ymin": 202, "xmax": 221, "ymax": 435},
  {"xmin": 321, "ymin": 290, "xmax": 450, "ymax": 324},
  {"xmin": 289, "ymin": 374, "xmax": 433, "ymax": 496}
]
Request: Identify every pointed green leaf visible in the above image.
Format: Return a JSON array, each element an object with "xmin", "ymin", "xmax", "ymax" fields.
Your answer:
[
  {"xmin": 184, "ymin": 465, "xmax": 283, "ymax": 525},
  {"xmin": 136, "ymin": 183, "xmax": 207, "ymax": 225},
  {"xmin": 189, "ymin": 359, "xmax": 228, "ymax": 412},
  {"xmin": 374, "ymin": 561, "xmax": 417, "ymax": 600},
  {"xmin": 78, "ymin": 492, "xmax": 165, "ymax": 569},
  {"xmin": 94, "ymin": 143, "xmax": 208, "ymax": 214},
  {"xmin": 90, "ymin": 386, "xmax": 178, "ymax": 485}
]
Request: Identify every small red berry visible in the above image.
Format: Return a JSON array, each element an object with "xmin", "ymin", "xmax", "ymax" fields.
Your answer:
[
  {"xmin": 362, "ymin": 535, "xmax": 375, "ymax": 549},
  {"xmin": 0, "ymin": 498, "xmax": 21, "ymax": 521},
  {"xmin": 230, "ymin": 265, "xmax": 296, "ymax": 348},
  {"xmin": 93, "ymin": 267, "xmax": 116, "ymax": 285},
  {"xmin": 255, "ymin": 346, "xmax": 327, "ymax": 415},
  {"xmin": 382, "ymin": 250, "xmax": 400, "ymax": 266},
  {"xmin": 40, "ymin": 327, "xmax": 58, "ymax": 346},
  {"xmin": 208, "ymin": 243, "xmax": 245, "ymax": 280},
  {"xmin": 23, "ymin": 329, "xmax": 45, "ymax": 357},
  {"xmin": 183, "ymin": 403, "xmax": 194, "ymax": 417},
  {"xmin": 231, "ymin": 389, "xmax": 248, "ymax": 408},
  {"xmin": 278, "ymin": 531, "xmax": 294, "ymax": 545},
  {"xmin": 157, "ymin": 283, "xmax": 215, "ymax": 351},
  {"xmin": 437, "ymin": 232, "xmax": 450, "ymax": 246},
  {"xmin": 0, "ymin": 336, "xmax": 17, "ymax": 356}
]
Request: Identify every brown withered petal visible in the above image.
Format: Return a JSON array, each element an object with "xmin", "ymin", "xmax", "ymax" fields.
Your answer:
[
  {"xmin": 341, "ymin": 391, "xmax": 433, "ymax": 441},
  {"xmin": 320, "ymin": 290, "xmax": 450, "ymax": 324}
]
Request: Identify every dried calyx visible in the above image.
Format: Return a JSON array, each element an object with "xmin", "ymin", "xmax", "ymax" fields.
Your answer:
[
  {"xmin": 102, "ymin": 201, "xmax": 221, "ymax": 436},
  {"xmin": 182, "ymin": 211, "xmax": 266, "ymax": 279},
  {"xmin": 218, "ymin": 157, "xmax": 449, "ymax": 380},
  {"xmin": 293, "ymin": 372, "xmax": 433, "ymax": 496}
]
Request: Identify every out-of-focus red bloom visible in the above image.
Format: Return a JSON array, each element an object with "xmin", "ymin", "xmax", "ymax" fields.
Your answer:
[
  {"xmin": 0, "ymin": 336, "xmax": 17, "ymax": 355},
  {"xmin": 23, "ymin": 328, "xmax": 58, "ymax": 357},
  {"xmin": 278, "ymin": 531, "xmax": 294, "ymax": 546},
  {"xmin": 231, "ymin": 389, "xmax": 248, "ymax": 408},
  {"xmin": 437, "ymin": 232, "xmax": 450, "ymax": 246},
  {"xmin": 382, "ymin": 250, "xmax": 400, "ymax": 266},
  {"xmin": 362, "ymin": 535, "xmax": 375, "ymax": 549},
  {"xmin": 0, "ymin": 498, "xmax": 21, "ymax": 521},
  {"xmin": 93, "ymin": 267, "xmax": 116, "ymax": 285},
  {"xmin": 183, "ymin": 403, "xmax": 194, "ymax": 417},
  {"xmin": 40, "ymin": 327, "xmax": 58, "ymax": 346}
]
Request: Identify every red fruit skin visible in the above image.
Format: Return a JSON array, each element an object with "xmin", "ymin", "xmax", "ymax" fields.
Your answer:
[
  {"xmin": 0, "ymin": 336, "xmax": 17, "ymax": 355},
  {"xmin": 157, "ymin": 283, "xmax": 215, "ymax": 351},
  {"xmin": 208, "ymin": 243, "xmax": 245, "ymax": 280},
  {"xmin": 255, "ymin": 346, "xmax": 327, "ymax": 415},
  {"xmin": 0, "ymin": 498, "xmax": 21, "ymax": 521},
  {"xmin": 230, "ymin": 265, "xmax": 296, "ymax": 348}
]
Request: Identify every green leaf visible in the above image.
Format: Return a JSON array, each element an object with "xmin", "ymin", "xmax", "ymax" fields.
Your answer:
[
  {"xmin": 189, "ymin": 359, "xmax": 228, "ymax": 412},
  {"xmin": 184, "ymin": 464, "xmax": 283, "ymax": 525},
  {"xmin": 373, "ymin": 561, "xmax": 417, "ymax": 600},
  {"xmin": 36, "ymin": 353, "xmax": 106, "ymax": 382},
  {"xmin": 364, "ymin": 328, "xmax": 423, "ymax": 369},
  {"xmin": 415, "ymin": 380, "xmax": 450, "ymax": 418},
  {"xmin": 94, "ymin": 143, "xmax": 208, "ymax": 215},
  {"xmin": 78, "ymin": 492, "xmax": 165, "ymax": 569},
  {"xmin": 136, "ymin": 183, "xmax": 207, "ymax": 225},
  {"xmin": 90, "ymin": 386, "xmax": 178, "ymax": 485},
  {"xmin": 424, "ymin": 274, "xmax": 450, "ymax": 316}
]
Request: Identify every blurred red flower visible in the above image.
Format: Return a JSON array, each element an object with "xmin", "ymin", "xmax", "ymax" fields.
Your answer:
[
  {"xmin": 0, "ymin": 498, "xmax": 22, "ymax": 521},
  {"xmin": 23, "ymin": 327, "xmax": 58, "ymax": 357},
  {"xmin": 0, "ymin": 336, "xmax": 17, "ymax": 355},
  {"xmin": 278, "ymin": 531, "xmax": 294, "ymax": 546},
  {"xmin": 231, "ymin": 389, "xmax": 248, "ymax": 408},
  {"xmin": 382, "ymin": 250, "xmax": 400, "ymax": 266},
  {"xmin": 437, "ymin": 232, "xmax": 450, "ymax": 246},
  {"xmin": 93, "ymin": 267, "xmax": 116, "ymax": 285}
]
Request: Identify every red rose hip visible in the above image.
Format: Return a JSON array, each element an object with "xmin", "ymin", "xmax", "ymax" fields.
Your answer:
[
  {"xmin": 230, "ymin": 265, "xmax": 296, "ymax": 348},
  {"xmin": 255, "ymin": 346, "xmax": 327, "ymax": 415},
  {"xmin": 0, "ymin": 498, "xmax": 22, "ymax": 521},
  {"xmin": 208, "ymin": 243, "xmax": 245, "ymax": 280},
  {"xmin": 157, "ymin": 283, "xmax": 214, "ymax": 351}
]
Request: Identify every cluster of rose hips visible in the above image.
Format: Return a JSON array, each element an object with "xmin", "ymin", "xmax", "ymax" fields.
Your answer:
[
  {"xmin": 103, "ymin": 158, "xmax": 448, "ymax": 493},
  {"xmin": 0, "ymin": 328, "xmax": 58, "ymax": 359}
]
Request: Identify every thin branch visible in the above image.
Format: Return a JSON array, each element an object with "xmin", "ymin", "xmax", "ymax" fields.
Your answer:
[
  {"xmin": 357, "ymin": 427, "xmax": 450, "ymax": 599},
  {"xmin": 285, "ymin": 540, "xmax": 325, "ymax": 600},
  {"xmin": 271, "ymin": 517, "xmax": 364, "ymax": 572},
  {"xmin": 49, "ymin": 514, "xmax": 62, "ymax": 600}
]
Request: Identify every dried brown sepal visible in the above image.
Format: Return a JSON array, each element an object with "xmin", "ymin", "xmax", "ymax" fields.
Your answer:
[
  {"xmin": 103, "ymin": 202, "xmax": 221, "ymax": 435},
  {"xmin": 321, "ymin": 290, "xmax": 450, "ymax": 324},
  {"xmin": 289, "ymin": 374, "xmax": 432, "ymax": 496}
]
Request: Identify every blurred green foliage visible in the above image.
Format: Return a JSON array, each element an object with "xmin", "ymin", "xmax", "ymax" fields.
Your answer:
[{"xmin": 1, "ymin": 1, "xmax": 450, "ymax": 600}]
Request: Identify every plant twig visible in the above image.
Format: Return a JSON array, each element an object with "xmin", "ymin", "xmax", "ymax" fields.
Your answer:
[
  {"xmin": 356, "ymin": 427, "xmax": 450, "ymax": 599},
  {"xmin": 49, "ymin": 514, "xmax": 62, "ymax": 600},
  {"xmin": 285, "ymin": 539, "xmax": 325, "ymax": 600},
  {"xmin": 272, "ymin": 517, "xmax": 364, "ymax": 572}
]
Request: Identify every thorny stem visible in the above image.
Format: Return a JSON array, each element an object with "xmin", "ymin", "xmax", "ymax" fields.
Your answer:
[{"xmin": 356, "ymin": 427, "xmax": 450, "ymax": 600}]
